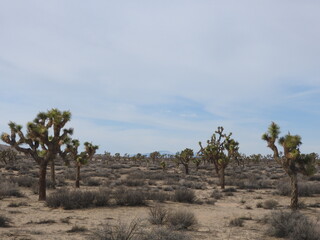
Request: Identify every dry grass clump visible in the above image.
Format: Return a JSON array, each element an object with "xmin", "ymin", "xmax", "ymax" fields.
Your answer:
[
  {"xmin": 167, "ymin": 209, "xmax": 197, "ymax": 230},
  {"xmin": 90, "ymin": 219, "xmax": 141, "ymax": 240},
  {"xmin": 148, "ymin": 204, "xmax": 168, "ymax": 225},
  {"xmin": 265, "ymin": 211, "xmax": 320, "ymax": 240},
  {"xmin": 141, "ymin": 227, "xmax": 191, "ymax": 240}
]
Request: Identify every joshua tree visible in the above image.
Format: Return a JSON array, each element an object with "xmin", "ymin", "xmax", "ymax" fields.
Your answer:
[
  {"xmin": 150, "ymin": 151, "xmax": 161, "ymax": 164},
  {"xmin": 1, "ymin": 109, "xmax": 73, "ymax": 200},
  {"xmin": 66, "ymin": 140, "xmax": 98, "ymax": 188},
  {"xmin": 262, "ymin": 122, "xmax": 316, "ymax": 210},
  {"xmin": 193, "ymin": 157, "xmax": 202, "ymax": 171},
  {"xmin": 175, "ymin": 148, "xmax": 194, "ymax": 174},
  {"xmin": 199, "ymin": 126, "xmax": 239, "ymax": 189},
  {"xmin": 114, "ymin": 153, "xmax": 121, "ymax": 161},
  {"xmin": 160, "ymin": 160, "xmax": 166, "ymax": 171}
]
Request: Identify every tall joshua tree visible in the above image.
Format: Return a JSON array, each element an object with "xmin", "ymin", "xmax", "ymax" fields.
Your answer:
[
  {"xmin": 262, "ymin": 122, "xmax": 316, "ymax": 210},
  {"xmin": 199, "ymin": 126, "xmax": 239, "ymax": 189},
  {"xmin": 1, "ymin": 109, "xmax": 73, "ymax": 200},
  {"xmin": 175, "ymin": 148, "xmax": 194, "ymax": 175},
  {"xmin": 66, "ymin": 140, "xmax": 98, "ymax": 188}
]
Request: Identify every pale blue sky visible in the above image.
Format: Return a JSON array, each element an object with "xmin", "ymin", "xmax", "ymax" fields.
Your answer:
[{"xmin": 1, "ymin": 1, "xmax": 320, "ymax": 155}]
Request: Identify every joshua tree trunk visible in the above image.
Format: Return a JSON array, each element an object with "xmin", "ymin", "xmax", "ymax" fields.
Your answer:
[
  {"xmin": 184, "ymin": 164, "xmax": 189, "ymax": 175},
  {"xmin": 39, "ymin": 161, "xmax": 48, "ymax": 201},
  {"xmin": 50, "ymin": 160, "xmax": 56, "ymax": 189},
  {"xmin": 290, "ymin": 173, "xmax": 298, "ymax": 210},
  {"xmin": 75, "ymin": 164, "xmax": 80, "ymax": 188},
  {"xmin": 219, "ymin": 166, "xmax": 225, "ymax": 189}
]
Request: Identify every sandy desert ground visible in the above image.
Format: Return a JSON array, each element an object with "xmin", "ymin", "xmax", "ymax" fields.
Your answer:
[{"xmin": 0, "ymin": 154, "xmax": 319, "ymax": 240}]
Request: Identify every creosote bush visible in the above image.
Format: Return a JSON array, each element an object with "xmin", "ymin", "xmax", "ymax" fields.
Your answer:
[{"xmin": 265, "ymin": 211, "xmax": 320, "ymax": 240}]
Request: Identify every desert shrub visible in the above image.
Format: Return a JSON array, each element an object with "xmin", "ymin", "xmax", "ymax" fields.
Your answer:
[
  {"xmin": 90, "ymin": 219, "xmax": 141, "ymax": 240},
  {"xmin": 141, "ymin": 227, "xmax": 191, "ymax": 240},
  {"xmin": 229, "ymin": 217, "xmax": 244, "ymax": 227},
  {"xmin": 262, "ymin": 199, "xmax": 278, "ymax": 209},
  {"xmin": 211, "ymin": 190, "xmax": 223, "ymax": 200},
  {"xmin": 256, "ymin": 202, "xmax": 263, "ymax": 208},
  {"xmin": 46, "ymin": 188, "xmax": 110, "ymax": 209},
  {"xmin": 266, "ymin": 211, "xmax": 320, "ymax": 240},
  {"xmin": 0, "ymin": 215, "xmax": 11, "ymax": 227},
  {"xmin": 309, "ymin": 175, "xmax": 320, "ymax": 181},
  {"xmin": 94, "ymin": 189, "xmax": 111, "ymax": 207},
  {"xmin": 113, "ymin": 188, "xmax": 146, "ymax": 206},
  {"xmin": 0, "ymin": 181, "xmax": 24, "ymax": 198},
  {"xmin": 67, "ymin": 225, "xmax": 87, "ymax": 233},
  {"xmin": 222, "ymin": 187, "xmax": 237, "ymax": 192},
  {"xmin": 167, "ymin": 209, "xmax": 197, "ymax": 230},
  {"xmin": 11, "ymin": 175, "xmax": 35, "ymax": 187},
  {"xmin": 122, "ymin": 179, "xmax": 145, "ymax": 187},
  {"xmin": 173, "ymin": 189, "xmax": 196, "ymax": 203},
  {"xmin": 148, "ymin": 204, "xmax": 168, "ymax": 225},
  {"xmin": 84, "ymin": 177, "xmax": 101, "ymax": 186},
  {"xmin": 147, "ymin": 191, "xmax": 172, "ymax": 202},
  {"xmin": 8, "ymin": 201, "xmax": 28, "ymax": 207},
  {"xmin": 276, "ymin": 181, "xmax": 320, "ymax": 197}
]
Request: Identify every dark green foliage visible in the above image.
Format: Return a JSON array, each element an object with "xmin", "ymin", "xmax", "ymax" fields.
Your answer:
[
  {"xmin": 266, "ymin": 211, "xmax": 320, "ymax": 240},
  {"xmin": 173, "ymin": 188, "xmax": 196, "ymax": 203},
  {"xmin": 167, "ymin": 209, "xmax": 197, "ymax": 230}
]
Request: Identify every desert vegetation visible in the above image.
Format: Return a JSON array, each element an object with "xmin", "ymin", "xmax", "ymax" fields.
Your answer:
[{"xmin": 0, "ymin": 110, "xmax": 319, "ymax": 239}]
